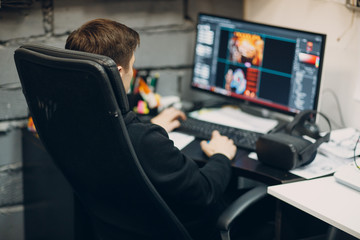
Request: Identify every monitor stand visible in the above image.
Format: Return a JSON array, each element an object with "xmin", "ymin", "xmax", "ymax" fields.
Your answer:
[
  {"xmin": 239, "ymin": 102, "xmax": 270, "ymax": 118},
  {"xmin": 239, "ymin": 102, "xmax": 293, "ymax": 133},
  {"xmin": 173, "ymin": 100, "xmax": 195, "ymax": 112}
]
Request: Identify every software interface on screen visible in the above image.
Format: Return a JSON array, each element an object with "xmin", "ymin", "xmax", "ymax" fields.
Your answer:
[{"xmin": 191, "ymin": 14, "xmax": 326, "ymax": 115}]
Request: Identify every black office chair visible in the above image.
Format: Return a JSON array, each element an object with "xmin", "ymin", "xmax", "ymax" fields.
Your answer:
[{"xmin": 14, "ymin": 43, "xmax": 267, "ymax": 240}]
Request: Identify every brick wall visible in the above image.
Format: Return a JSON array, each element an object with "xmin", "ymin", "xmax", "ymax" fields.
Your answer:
[{"xmin": 0, "ymin": 1, "xmax": 244, "ymax": 239}]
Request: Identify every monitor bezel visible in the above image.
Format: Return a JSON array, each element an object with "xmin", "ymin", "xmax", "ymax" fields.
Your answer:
[{"xmin": 190, "ymin": 13, "xmax": 327, "ymax": 117}]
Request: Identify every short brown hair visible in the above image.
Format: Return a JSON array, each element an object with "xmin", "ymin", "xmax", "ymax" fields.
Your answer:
[{"xmin": 65, "ymin": 18, "xmax": 140, "ymax": 70}]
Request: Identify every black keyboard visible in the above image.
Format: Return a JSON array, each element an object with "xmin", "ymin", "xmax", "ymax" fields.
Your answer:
[{"xmin": 177, "ymin": 117, "xmax": 263, "ymax": 151}]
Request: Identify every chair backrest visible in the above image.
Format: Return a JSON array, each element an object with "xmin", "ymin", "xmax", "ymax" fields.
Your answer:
[{"xmin": 14, "ymin": 44, "xmax": 193, "ymax": 240}]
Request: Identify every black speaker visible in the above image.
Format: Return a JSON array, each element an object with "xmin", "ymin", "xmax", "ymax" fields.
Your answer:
[{"xmin": 255, "ymin": 110, "xmax": 331, "ymax": 170}]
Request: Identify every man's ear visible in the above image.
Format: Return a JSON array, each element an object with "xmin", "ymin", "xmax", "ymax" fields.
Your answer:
[{"xmin": 117, "ymin": 65, "xmax": 123, "ymax": 77}]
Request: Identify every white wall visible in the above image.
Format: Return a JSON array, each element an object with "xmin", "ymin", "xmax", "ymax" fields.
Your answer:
[{"xmin": 244, "ymin": 0, "xmax": 360, "ymax": 130}]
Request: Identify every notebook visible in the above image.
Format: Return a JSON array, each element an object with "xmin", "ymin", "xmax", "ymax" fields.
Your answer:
[{"xmin": 334, "ymin": 163, "xmax": 360, "ymax": 192}]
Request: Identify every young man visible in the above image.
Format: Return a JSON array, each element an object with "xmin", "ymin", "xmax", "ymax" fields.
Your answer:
[{"xmin": 65, "ymin": 18, "xmax": 237, "ymax": 240}]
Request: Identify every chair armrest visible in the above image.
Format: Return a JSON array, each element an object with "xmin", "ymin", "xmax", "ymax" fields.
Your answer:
[{"xmin": 217, "ymin": 185, "xmax": 268, "ymax": 231}]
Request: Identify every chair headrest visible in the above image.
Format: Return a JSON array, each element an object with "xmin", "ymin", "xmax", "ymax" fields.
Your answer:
[{"xmin": 17, "ymin": 43, "xmax": 130, "ymax": 113}]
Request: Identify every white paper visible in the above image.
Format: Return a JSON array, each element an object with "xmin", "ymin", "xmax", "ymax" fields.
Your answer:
[
  {"xmin": 188, "ymin": 106, "xmax": 278, "ymax": 134},
  {"xmin": 290, "ymin": 153, "xmax": 351, "ymax": 179},
  {"xmin": 319, "ymin": 128, "xmax": 360, "ymax": 159},
  {"xmin": 168, "ymin": 132, "xmax": 195, "ymax": 150}
]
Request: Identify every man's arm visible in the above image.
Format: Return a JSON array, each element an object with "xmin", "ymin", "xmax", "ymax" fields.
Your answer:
[{"xmin": 129, "ymin": 123, "xmax": 236, "ymax": 206}]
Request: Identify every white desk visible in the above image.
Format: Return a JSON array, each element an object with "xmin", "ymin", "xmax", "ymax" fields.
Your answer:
[{"xmin": 268, "ymin": 176, "xmax": 360, "ymax": 239}]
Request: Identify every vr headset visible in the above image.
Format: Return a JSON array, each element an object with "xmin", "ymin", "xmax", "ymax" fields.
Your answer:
[{"xmin": 255, "ymin": 110, "xmax": 331, "ymax": 170}]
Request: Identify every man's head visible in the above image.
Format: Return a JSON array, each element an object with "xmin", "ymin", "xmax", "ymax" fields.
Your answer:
[{"xmin": 65, "ymin": 18, "xmax": 140, "ymax": 91}]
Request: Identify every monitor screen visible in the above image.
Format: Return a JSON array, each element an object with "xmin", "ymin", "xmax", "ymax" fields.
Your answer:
[{"xmin": 191, "ymin": 13, "xmax": 326, "ymax": 116}]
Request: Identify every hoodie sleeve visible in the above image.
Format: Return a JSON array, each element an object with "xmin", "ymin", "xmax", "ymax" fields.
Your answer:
[{"xmin": 128, "ymin": 122, "xmax": 232, "ymax": 207}]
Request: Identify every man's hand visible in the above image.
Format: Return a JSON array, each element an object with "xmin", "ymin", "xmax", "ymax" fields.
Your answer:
[
  {"xmin": 200, "ymin": 130, "xmax": 237, "ymax": 160},
  {"xmin": 151, "ymin": 107, "xmax": 186, "ymax": 133}
]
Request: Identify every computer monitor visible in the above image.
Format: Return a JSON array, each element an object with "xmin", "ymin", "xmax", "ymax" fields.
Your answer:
[{"xmin": 191, "ymin": 13, "xmax": 326, "ymax": 116}]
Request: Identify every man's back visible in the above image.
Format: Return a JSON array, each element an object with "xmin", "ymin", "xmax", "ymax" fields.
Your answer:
[{"xmin": 123, "ymin": 111, "xmax": 232, "ymax": 239}]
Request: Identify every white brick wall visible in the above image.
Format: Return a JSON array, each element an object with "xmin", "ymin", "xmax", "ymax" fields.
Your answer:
[
  {"xmin": 0, "ymin": 1, "xmax": 244, "ymax": 239},
  {"xmin": 0, "ymin": 0, "xmax": 244, "ymax": 120}
]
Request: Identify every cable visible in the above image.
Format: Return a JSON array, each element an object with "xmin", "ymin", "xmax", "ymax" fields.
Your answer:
[
  {"xmin": 337, "ymin": 9, "xmax": 356, "ymax": 42},
  {"xmin": 321, "ymin": 88, "xmax": 346, "ymax": 128},
  {"xmin": 354, "ymin": 135, "xmax": 360, "ymax": 170}
]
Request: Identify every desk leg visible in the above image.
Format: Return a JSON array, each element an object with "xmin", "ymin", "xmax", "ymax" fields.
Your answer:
[
  {"xmin": 274, "ymin": 200, "xmax": 328, "ymax": 240},
  {"xmin": 274, "ymin": 200, "xmax": 296, "ymax": 240},
  {"xmin": 327, "ymin": 226, "xmax": 359, "ymax": 240},
  {"xmin": 274, "ymin": 200, "xmax": 302, "ymax": 239}
]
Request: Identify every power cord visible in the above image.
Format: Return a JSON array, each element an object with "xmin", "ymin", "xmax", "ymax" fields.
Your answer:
[
  {"xmin": 337, "ymin": 8, "xmax": 356, "ymax": 42},
  {"xmin": 321, "ymin": 88, "xmax": 346, "ymax": 128},
  {"xmin": 354, "ymin": 135, "xmax": 360, "ymax": 170}
]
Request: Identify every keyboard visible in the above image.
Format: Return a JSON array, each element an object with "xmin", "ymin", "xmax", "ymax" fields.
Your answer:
[{"xmin": 177, "ymin": 117, "xmax": 263, "ymax": 151}]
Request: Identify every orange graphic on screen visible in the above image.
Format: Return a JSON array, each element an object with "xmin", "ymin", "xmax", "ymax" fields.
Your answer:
[
  {"xmin": 228, "ymin": 32, "xmax": 264, "ymax": 66},
  {"xmin": 299, "ymin": 53, "xmax": 320, "ymax": 68},
  {"xmin": 306, "ymin": 42, "xmax": 313, "ymax": 52}
]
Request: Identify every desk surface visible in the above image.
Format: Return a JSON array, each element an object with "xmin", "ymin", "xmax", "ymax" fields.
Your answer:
[
  {"xmin": 182, "ymin": 139, "xmax": 302, "ymax": 185},
  {"xmin": 268, "ymin": 176, "xmax": 360, "ymax": 239}
]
